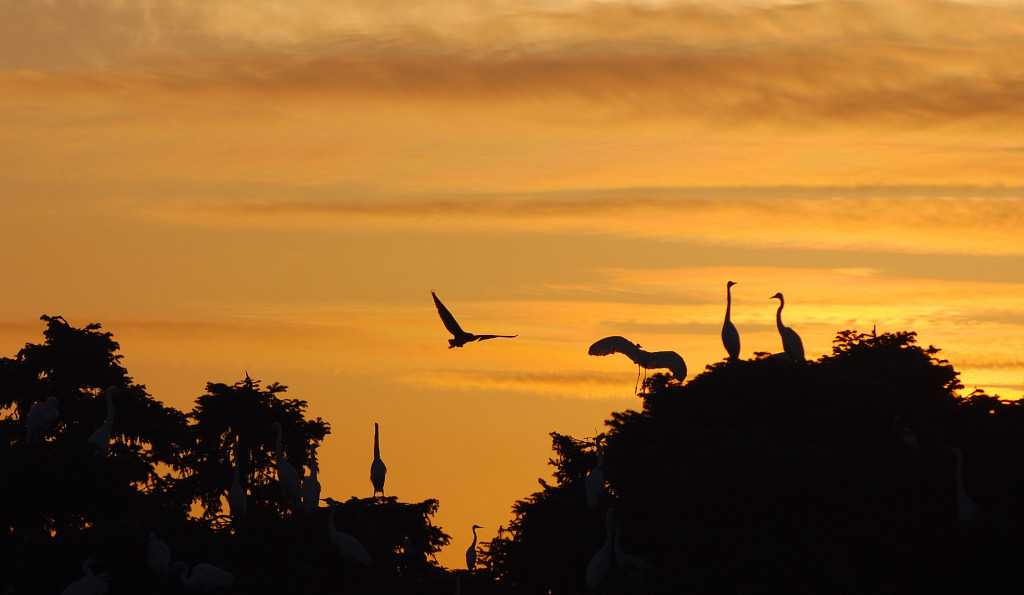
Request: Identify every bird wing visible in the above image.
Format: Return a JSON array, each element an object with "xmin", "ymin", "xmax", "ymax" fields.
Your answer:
[
  {"xmin": 473, "ymin": 334, "xmax": 517, "ymax": 341},
  {"xmin": 588, "ymin": 336, "xmax": 637, "ymax": 358},
  {"xmin": 649, "ymin": 350, "xmax": 687, "ymax": 380},
  {"xmin": 431, "ymin": 292, "xmax": 467, "ymax": 336}
]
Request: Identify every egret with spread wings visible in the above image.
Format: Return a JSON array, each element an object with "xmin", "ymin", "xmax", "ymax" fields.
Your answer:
[{"xmin": 431, "ymin": 292, "xmax": 517, "ymax": 348}]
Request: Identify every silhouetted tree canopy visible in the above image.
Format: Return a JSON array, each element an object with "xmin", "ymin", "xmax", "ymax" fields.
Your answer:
[{"xmin": 483, "ymin": 330, "xmax": 1024, "ymax": 594}]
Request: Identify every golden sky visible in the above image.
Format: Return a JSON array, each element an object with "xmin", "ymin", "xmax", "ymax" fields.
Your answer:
[{"xmin": 2, "ymin": 0, "xmax": 1024, "ymax": 568}]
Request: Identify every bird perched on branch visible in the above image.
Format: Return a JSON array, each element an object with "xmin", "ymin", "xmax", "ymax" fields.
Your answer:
[
  {"xmin": 770, "ymin": 293, "xmax": 805, "ymax": 362},
  {"xmin": 432, "ymin": 292, "xmax": 516, "ymax": 348},
  {"xmin": 588, "ymin": 336, "xmax": 687, "ymax": 391},
  {"xmin": 722, "ymin": 281, "xmax": 741, "ymax": 361}
]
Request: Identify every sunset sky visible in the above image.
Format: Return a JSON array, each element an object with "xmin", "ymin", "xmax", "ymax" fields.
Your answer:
[{"xmin": 3, "ymin": 0, "xmax": 1023, "ymax": 568}]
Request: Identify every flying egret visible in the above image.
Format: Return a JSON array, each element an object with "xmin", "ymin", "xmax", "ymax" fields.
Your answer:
[
  {"xmin": 87, "ymin": 386, "xmax": 119, "ymax": 458},
  {"xmin": 60, "ymin": 558, "xmax": 108, "ymax": 595},
  {"xmin": 370, "ymin": 422, "xmax": 387, "ymax": 499},
  {"xmin": 466, "ymin": 524, "xmax": 482, "ymax": 571},
  {"xmin": 323, "ymin": 497, "xmax": 373, "ymax": 567},
  {"xmin": 584, "ymin": 435, "xmax": 606, "ymax": 511},
  {"xmin": 769, "ymin": 293, "xmax": 805, "ymax": 362},
  {"xmin": 271, "ymin": 422, "xmax": 302, "ymax": 511},
  {"xmin": 585, "ymin": 508, "xmax": 615, "ymax": 593},
  {"xmin": 170, "ymin": 561, "xmax": 234, "ymax": 592},
  {"xmin": 228, "ymin": 449, "xmax": 247, "ymax": 524},
  {"xmin": 588, "ymin": 336, "xmax": 687, "ymax": 391},
  {"xmin": 431, "ymin": 291, "xmax": 517, "ymax": 348},
  {"xmin": 951, "ymin": 447, "xmax": 978, "ymax": 522},
  {"xmin": 300, "ymin": 443, "xmax": 321, "ymax": 514},
  {"xmin": 147, "ymin": 532, "xmax": 171, "ymax": 580},
  {"xmin": 722, "ymin": 281, "xmax": 741, "ymax": 361},
  {"xmin": 25, "ymin": 396, "xmax": 59, "ymax": 445}
]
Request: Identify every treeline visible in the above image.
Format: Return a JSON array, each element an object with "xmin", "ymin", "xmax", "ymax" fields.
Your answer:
[{"xmin": 4, "ymin": 317, "xmax": 1024, "ymax": 594}]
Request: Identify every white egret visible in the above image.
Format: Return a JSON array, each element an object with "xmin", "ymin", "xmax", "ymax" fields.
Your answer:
[
  {"xmin": 769, "ymin": 293, "xmax": 805, "ymax": 362},
  {"xmin": 171, "ymin": 561, "xmax": 234, "ymax": 592},
  {"xmin": 892, "ymin": 416, "xmax": 919, "ymax": 450},
  {"xmin": 613, "ymin": 512, "xmax": 654, "ymax": 580},
  {"xmin": 87, "ymin": 386, "xmax": 118, "ymax": 458},
  {"xmin": 323, "ymin": 497, "xmax": 373, "ymax": 567},
  {"xmin": 60, "ymin": 558, "xmax": 108, "ymax": 595},
  {"xmin": 370, "ymin": 422, "xmax": 387, "ymax": 498},
  {"xmin": 300, "ymin": 443, "xmax": 321, "ymax": 514},
  {"xmin": 722, "ymin": 281, "xmax": 740, "ymax": 361},
  {"xmin": 951, "ymin": 447, "xmax": 977, "ymax": 522},
  {"xmin": 432, "ymin": 292, "xmax": 517, "ymax": 348},
  {"xmin": 585, "ymin": 508, "xmax": 615, "ymax": 593},
  {"xmin": 271, "ymin": 422, "xmax": 302, "ymax": 511},
  {"xmin": 26, "ymin": 396, "xmax": 59, "ymax": 445},
  {"xmin": 465, "ymin": 524, "xmax": 482, "ymax": 571},
  {"xmin": 147, "ymin": 532, "xmax": 171, "ymax": 580},
  {"xmin": 588, "ymin": 336, "xmax": 687, "ymax": 391},
  {"xmin": 584, "ymin": 435, "xmax": 606, "ymax": 511},
  {"xmin": 228, "ymin": 450, "xmax": 247, "ymax": 524}
]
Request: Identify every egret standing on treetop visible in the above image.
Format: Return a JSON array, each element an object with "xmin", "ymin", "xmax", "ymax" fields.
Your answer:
[
  {"xmin": 370, "ymin": 422, "xmax": 387, "ymax": 499},
  {"xmin": 722, "ymin": 281, "xmax": 741, "ymax": 361},
  {"xmin": 301, "ymin": 443, "xmax": 321, "ymax": 514},
  {"xmin": 25, "ymin": 396, "xmax": 59, "ymax": 446},
  {"xmin": 431, "ymin": 291, "xmax": 517, "ymax": 348},
  {"xmin": 87, "ymin": 386, "xmax": 119, "ymax": 458},
  {"xmin": 770, "ymin": 293, "xmax": 805, "ymax": 362},
  {"xmin": 271, "ymin": 422, "xmax": 302, "ymax": 511},
  {"xmin": 466, "ymin": 524, "xmax": 482, "ymax": 571},
  {"xmin": 588, "ymin": 336, "xmax": 687, "ymax": 391},
  {"xmin": 584, "ymin": 435, "xmax": 606, "ymax": 512}
]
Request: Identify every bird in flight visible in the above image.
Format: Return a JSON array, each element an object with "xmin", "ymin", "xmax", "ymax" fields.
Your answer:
[
  {"xmin": 588, "ymin": 336, "xmax": 687, "ymax": 392},
  {"xmin": 431, "ymin": 291, "xmax": 517, "ymax": 348}
]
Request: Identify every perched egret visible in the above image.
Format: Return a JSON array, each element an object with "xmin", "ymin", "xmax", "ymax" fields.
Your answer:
[
  {"xmin": 432, "ymin": 291, "xmax": 517, "ymax": 348},
  {"xmin": 951, "ymin": 447, "xmax": 978, "ymax": 522},
  {"xmin": 588, "ymin": 336, "xmax": 687, "ymax": 391},
  {"xmin": 87, "ymin": 386, "xmax": 119, "ymax": 458},
  {"xmin": 300, "ymin": 444, "xmax": 321, "ymax": 514},
  {"xmin": 60, "ymin": 558, "xmax": 108, "ymax": 595},
  {"xmin": 769, "ymin": 293, "xmax": 805, "ymax": 362},
  {"xmin": 370, "ymin": 422, "xmax": 387, "ymax": 498},
  {"xmin": 585, "ymin": 508, "xmax": 616, "ymax": 593},
  {"xmin": 584, "ymin": 435, "xmax": 606, "ymax": 511},
  {"xmin": 323, "ymin": 497, "xmax": 373, "ymax": 567},
  {"xmin": 26, "ymin": 396, "xmax": 59, "ymax": 445},
  {"xmin": 147, "ymin": 532, "xmax": 171, "ymax": 580},
  {"xmin": 612, "ymin": 511, "xmax": 654, "ymax": 580},
  {"xmin": 466, "ymin": 525, "xmax": 482, "ymax": 571},
  {"xmin": 271, "ymin": 422, "xmax": 302, "ymax": 511},
  {"xmin": 722, "ymin": 281, "xmax": 741, "ymax": 361},
  {"xmin": 171, "ymin": 561, "xmax": 234, "ymax": 592},
  {"xmin": 228, "ymin": 449, "xmax": 247, "ymax": 524}
]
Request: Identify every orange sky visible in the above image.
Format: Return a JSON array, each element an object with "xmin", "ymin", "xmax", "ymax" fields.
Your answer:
[{"xmin": 2, "ymin": 0, "xmax": 1023, "ymax": 569}]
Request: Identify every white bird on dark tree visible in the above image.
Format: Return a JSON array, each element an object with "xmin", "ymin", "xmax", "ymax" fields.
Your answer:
[
  {"xmin": 271, "ymin": 422, "xmax": 302, "ymax": 511},
  {"xmin": 722, "ymin": 281, "xmax": 741, "ymax": 361},
  {"xmin": 147, "ymin": 532, "xmax": 171, "ymax": 581},
  {"xmin": 171, "ymin": 560, "xmax": 234, "ymax": 592},
  {"xmin": 87, "ymin": 386, "xmax": 119, "ymax": 458},
  {"xmin": 25, "ymin": 396, "xmax": 59, "ymax": 446},
  {"xmin": 323, "ymin": 497, "xmax": 373, "ymax": 567},
  {"xmin": 585, "ymin": 508, "xmax": 615, "ymax": 593},
  {"xmin": 60, "ymin": 558, "xmax": 108, "ymax": 595},
  {"xmin": 951, "ymin": 447, "xmax": 978, "ymax": 522},
  {"xmin": 301, "ymin": 443, "xmax": 321, "ymax": 514},
  {"xmin": 432, "ymin": 291, "xmax": 517, "ymax": 348},
  {"xmin": 588, "ymin": 336, "xmax": 687, "ymax": 391},
  {"xmin": 228, "ymin": 447, "xmax": 248, "ymax": 524},
  {"xmin": 370, "ymin": 422, "xmax": 387, "ymax": 499},
  {"xmin": 465, "ymin": 524, "xmax": 482, "ymax": 571},
  {"xmin": 770, "ymin": 293, "xmax": 805, "ymax": 362},
  {"xmin": 584, "ymin": 435, "xmax": 606, "ymax": 512}
]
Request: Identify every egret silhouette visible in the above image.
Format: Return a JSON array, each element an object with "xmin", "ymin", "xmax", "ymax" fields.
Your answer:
[
  {"xmin": 951, "ymin": 447, "xmax": 977, "ymax": 522},
  {"xmin": 228, "ymin": 449, "xmax": 248, "ymax": 524},
  {"xmin": 769, "ymin": 293, "xmax": 805, "ymax": 362},
  {"xmin": 722, "ymin": 281, "xmax": 740, "ymax": 360},
  {"xmin": 60, "ymin": 558, "xmax": 108, "ymax": 595},
  {"xmin": 300, "ymin": 444, "xmax": 321, "ymax": 514},
  {"xmin": 171, "ymin": 561, "xmax": 234, "ymax": 592},
  {"xmin": 87, "ymin": 386, "xmax": 118, "ymax": 458},
  {"xmin": 892, "ymin": 416, "xmax": 919, "ymax": 450},
  {"xmin": 431, "ymin": 291, "xmax": 516, "ymax": 348},
  {"xmin": 465, "ymin": 524, "xmax": 482, "ymax": 571},
  {"xmin": 323, "ymin": 497, "xmax": 373, "ymax": 567},
  {"xmin": 147, "ymin": 532, "xmax": 171, "ymax": 580},
  {"xmin": 25, "ymin": 396, "xmax": 59, "ymax": 445},
  {"xmin": 370, "ymin": 422, "xmax": 387, "ymax": 498},
  {"xmin": 270, "ymin": 422, "xmax": 302, "ymax": 511},
  {"xmin": 585, "ymin": 508, "xmax": 615, "ymax": 592},
  {"xmin": 612, "ymin": 511, "xmax": 654, "ymax": 580},
  {"xmin": 584, "ymin": 435, "xmax": 606, "ymax": 511},
  {"xmin": 588, "ymin": 336, "xmax": 687, "ymax": 391}
]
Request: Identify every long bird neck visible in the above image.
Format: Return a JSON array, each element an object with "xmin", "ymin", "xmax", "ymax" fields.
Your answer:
[
  {"xmin": 103, "ymin": 390, "xmax": 115, "ymax": 426},
  {"xmin": 374, "ymin": 424, "xmax": 381, "ymax": 459},
  {"xmin": 725, "ymin": 285, "xmax": 733, "ymax": 321},
  {"xmin": 775, "ymin": 299, "xmax": 785, "ymax": 331},
  {"xmin": 274, "ymin": 427, "xmax": 284, "ymax": 462}
]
